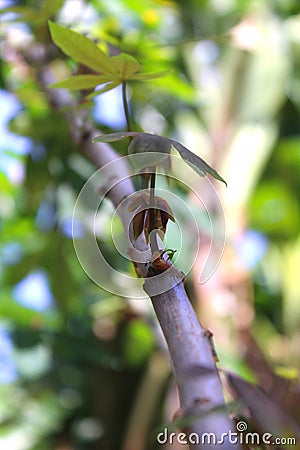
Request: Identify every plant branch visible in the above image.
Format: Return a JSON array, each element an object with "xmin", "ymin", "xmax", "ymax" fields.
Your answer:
[
  {"xmin": 145, "ymin": 279, "xmax": 237, "ymax": 449},
  {"xmin": 28, "ymin": 45, "xmax": 240, "ymax": 449}
]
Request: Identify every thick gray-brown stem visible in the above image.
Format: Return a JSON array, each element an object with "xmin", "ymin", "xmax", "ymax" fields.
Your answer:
[{"xmin": 31, "ymin": 50, "xmax": 239, "ymax": 449}]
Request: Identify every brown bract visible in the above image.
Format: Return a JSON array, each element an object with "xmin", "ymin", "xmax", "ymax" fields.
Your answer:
[{"xmin": 127, "ymin": 192, "xmax": 175, "ymax": 242}]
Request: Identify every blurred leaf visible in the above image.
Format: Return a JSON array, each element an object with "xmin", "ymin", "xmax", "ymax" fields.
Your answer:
[
  {"xmin": 43, "ymin": 0, "xmax": 65, "ymax": 16},
  {"xmin": 86, "ymin": 81, "xmax": 122, "ymax": 98},
  {"xmin": 110, "ymin": 53, "xmax": 141, "ymax": 77},
  {"xmin": 0, "ymin": 292, "xmax": 61, "ymax": 330},
  {"xmin": 0, "ymin": 389, "xmax": 67, "ymax": 448},
  {"xmin": 227, "ymin": 374, "xmax": 300, "ymax": 440},
  {"xmin": 122, "ymin": 320, "xmax": 155, "ymax": 367},
  {"xmin": 0, "ymin": 6, "xmax": 43, "ymax": 23},
  {"xmin": 130, "ymin": 69, "xmax": 171, "ymax": 80},
  {"xmin": 217, "ymin": 349, "xmax": 255, "ymax": 383},
  {"xmin": 128, "ymin": 133, "xmax": 171, "ymax": 155},
  {"xmin": 149, "ymin": 72, "xmax": 195, "ymax": 102},
  {"xmin": 0, "ymin": 0, "xmax": 64, "ymax": 25},
  {"xmin": 9, "ymin": 110, "xmax": 69, "ymax": 141},
  {"xmin": 14, "ymin": 83, "xmax": 48, "ymax": 113},
  {"xmin": 14, "ymin": 345, "xmax": 51, "ymax": 379},
  {"xmin": 49, "ymin": 74, "xmax": 112, "ymax": 90},
  {"xmin": 93, "ymin": 132, "xmax": 227, "ymax": 184},
  {"xmin": 0, "ymin": 386, "xmax": 18, "ymax": 424},
  {"xmin": 0, "ymin": 173, "xmax": 14, "ymax": 193},
  {"xmin": 275, "ymin": 366, "xmax": 299, "ymax": 381},
  {"xmin": 281, "ymin": 237, "xmax": 300, "ymax": 333},
  {"xmin": 171, "ymin": 140, "xmax": 227, "ymax": 185},
  {"xmin": 272, "ymin": 137, "xmax": 300, "ymax": 189},
  {"xmin": 48, "ymin": 22, "xmax": 169, "ymax": 93},
  {"xmin": 89, "ymin": 296, "xmax": 124, "ymax": 318},
  {"xmin": 250, "ymin": 182, "xmax": 299, "ymax": 238},
  {"xmin": 93, "ymin": 131, "xmax": 139, "ymax": 142},
  {"xmin": 48, "ymin": 21, "xmax": 117, "ymax": 76}
]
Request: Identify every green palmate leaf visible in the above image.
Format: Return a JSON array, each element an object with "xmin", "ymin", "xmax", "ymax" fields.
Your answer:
[
  {"xmin": 152, "ymin": 73, "xmax": 195, "ymax": 103},
  {"xmin": 86, "ymin": 81, "xmax": 122, "ymax": 99},
  {"xmin": 93, "ymin": 132, "xmax": 227, "ymax": 185},
  {"xmin": 110, "ymin": 54, "xmax": 141, "ymax": 79},
  {"xmin": 171, "ymin": 140, "xmax": 227, "ymax": 186},
  {"xmin": 128, "ymin": 134, "xmax": 171, "ymax": 171},
  {"xmin": 49, "ymin": 74, "xmax": 113, "ymax": 90},
  {"xmin": 93, "ymin": 132, "xmax": 139, "ymax": 142},
  {"xmin": 48, "ymin": 21, "xmax": 117, "ymax": 77},
  {"xmin": 130, "ymin": 152, "xmax": 171, "ymax": 173},
  {"xmin": 130, "ymin": 70, "xmax": 171, "ymax": 81},
  {"xmin": 128, "ymin": 133, "xmax": 171, "ymax": 155},
  {"xmin": 48, "ymin": 23, "xmax": 170, "ymax": 94}
]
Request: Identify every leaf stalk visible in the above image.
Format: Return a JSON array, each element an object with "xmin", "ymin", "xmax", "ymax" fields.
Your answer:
[
  {"xmin": 122, "ymin": 81, "xmax": 131, "ymax": 132},
  {"xmin": 149, "ymin": 170, "xmax": 159, "ymax": 254}
]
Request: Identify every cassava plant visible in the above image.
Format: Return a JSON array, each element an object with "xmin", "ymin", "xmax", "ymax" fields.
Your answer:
[
  {"xmin": 1, "ymin": 3, "xmax": 300, "ymax": 448},
  {"xmin": 48, "ymin": 20, "xmax": 238, "ymax": 449}
]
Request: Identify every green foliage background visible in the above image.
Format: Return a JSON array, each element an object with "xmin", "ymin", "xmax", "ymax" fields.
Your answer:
[{"xmin": 0, "ymin": 0, "xmax": 300, "ymax": 449}]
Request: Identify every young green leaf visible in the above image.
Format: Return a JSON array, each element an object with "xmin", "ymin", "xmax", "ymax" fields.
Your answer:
[
  {"xmin": 127, "ymin": 134, "xmax": 172, "ymax": 171},
  {"xmin": 48, "ymin": 21, "xmax": 117, "ymax": 77},
  {"xmin": 128, "ymin": 134, "xmax": 171, "ymax": 155},
  {"xmin": 93, "ymin": 132, "xmax": 139, "ymax": 143},
  {"xmin": 130, "ymin": 152, "xmax": 171, "ymax": 173},
  {"xmin": 86, "ymin": 81, "xmax": 122, "ymax": 99},
  {"xmin": 48, "ymin": 22, "xmax": 170, "ymax": 95},
  {"xmin": 93, "ymin": 131, "xmax": 227, "ymax": 185},
  {"xmin": 171, "ymin": 140, "xmax": 227, "ymax": 186},
  {"xmin": 49, "ymin": 74, "xmax": 113, "ymax": 90},
  {"xmin": 130, "ymin": 70, "xmax": 171, "ymax": 81},
  {"xmin": 110, "ymin": 54, "xmax": 141, "ymax": 79}
]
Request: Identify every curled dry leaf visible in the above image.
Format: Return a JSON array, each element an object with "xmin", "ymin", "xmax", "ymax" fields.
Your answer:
[{"xmin": 127, "ymin": 193, "xmax": 175, "ymax": 242}]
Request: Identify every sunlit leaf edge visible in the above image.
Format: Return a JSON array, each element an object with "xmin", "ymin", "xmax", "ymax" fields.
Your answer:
[
  {"xmin": 130, "ymin": 69, "xmax": 171, "ymax": 81},
  {"xmin": 48, "ymin": 74, "xmax": 113, "ymax": 90},
  {"xmin": 171, "ymin": 141, "xmax": 227, "ymax": 186},
  {"xmin": 86, "ymin": 81, "xmax": 122, "ymax": 99},
  {"xmin": 48, "ymin": 21, "xmax": 118, "ymax": 77},
  {"xmin": 93, "ymin": 132, "xmax": 140, "ymax": 143}
]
